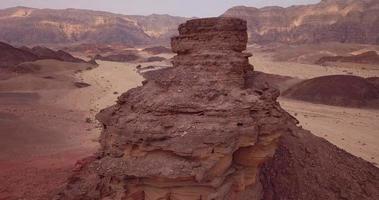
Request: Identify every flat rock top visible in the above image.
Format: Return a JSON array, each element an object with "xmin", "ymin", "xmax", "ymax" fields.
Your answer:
[
  {"xmin": 178, "ymin": 17, "xmax": 247, "ymax": 34},
  {"xmin": 172, "ymin": 17, "xmax": 248, "ymax": 53}
]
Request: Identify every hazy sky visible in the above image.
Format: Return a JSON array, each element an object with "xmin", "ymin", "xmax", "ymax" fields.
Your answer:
[{"xmin": 0, "ymin": 0, "xmax": 320, "ymax": 17}]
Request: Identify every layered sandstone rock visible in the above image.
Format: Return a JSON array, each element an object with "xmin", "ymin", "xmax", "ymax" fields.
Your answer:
[
  {"xmin": 56, "ymin": 17, "xmax": 290, "ymax": 199},
  {"xmin": 56, "ymin": 17, "xmax": 379, "ymax": 200}
]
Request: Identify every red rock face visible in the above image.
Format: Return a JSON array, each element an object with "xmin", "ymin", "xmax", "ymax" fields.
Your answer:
[{"xmin": 56, "ymin": 17, "xmax": 379, "ymax": 200}]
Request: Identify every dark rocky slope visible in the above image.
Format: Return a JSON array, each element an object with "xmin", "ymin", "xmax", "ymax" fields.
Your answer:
[
  {"xmin": 0, "ymin": 42, "xmax": 38, "ymax": 68},
  {"xmin": 56, "ymin": 18, "xmax": 379, "ymax": 200},
  {"xmin": 0, "ymin": 41, "xmax": 90, "ymax": 69},
  {"xmin": 283, "ymin": 75, "xmax": 379, "ymax": 108},
  {"xmin": 21, "ymin": 46, "xmax": 87, "ymax": 63}
]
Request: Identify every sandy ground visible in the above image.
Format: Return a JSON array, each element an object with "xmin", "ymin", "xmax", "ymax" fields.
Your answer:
[
  {"xmin": 0, "ymin": 60, "xmax": 144, "ymax": 200},
  {"xmin": 54, "ymin": 60, "xmax": 144, "ymax": 113},
  {"xmin": 247, "ymin": 50, "xmax": 379, "ymax": 166},
  {"xmin": 250, "ymin": 53, "xmax": 379, "ymax": 79},
  {"xmin": 280, "ymin": 98, "xmax": 379, "ymax": 166},
  {"xmin": 1, "ymin": 46, "xmax": 378, "ymax": 199}
]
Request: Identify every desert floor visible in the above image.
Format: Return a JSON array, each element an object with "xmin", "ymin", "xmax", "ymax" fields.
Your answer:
[
  {"xmin": 1, "ymin": 48, "xmax": 378, "ymax": 199},
  {"xmin": 0, "ymin": 60, "xmax": 144, "ymax": 199},
  {"xmin": 250, "ymin": 51, "xmax": 379, "ymax": 166}
]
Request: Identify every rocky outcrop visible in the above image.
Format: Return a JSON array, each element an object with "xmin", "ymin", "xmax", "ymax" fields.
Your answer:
[
  {"xmin": 56, "ymin": 17, "xmax": 379, "ymax": 200},
  {"xmin": 222, "ymin": 0, "xmax": 379, "ymax": 44}
]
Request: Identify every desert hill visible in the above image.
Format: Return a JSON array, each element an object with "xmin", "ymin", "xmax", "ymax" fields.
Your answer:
[
  {"xmin": 222, "ymin": 0, "xmax": 379, "ymax": 44},
  {"xmin": 21, "ymin": 46, "xmax": 87, "ymax": 63},
  {"xmin": 283, "ymin": 75, "xmax": 379, "ymax": 108},
  {"xmin": 0, "ymin": 42, "xmax": 38, "ymax": 68},
  {"xmin": 0, "ymin": 7, "xmax": 188, "ymax": 46},
  {"xmin": 0, "ymin": 42, "xmax": 89, "ymax": 69},
  {"xmin": 316, "ymin": 51, "xmax": 379, "ymax": 65}
]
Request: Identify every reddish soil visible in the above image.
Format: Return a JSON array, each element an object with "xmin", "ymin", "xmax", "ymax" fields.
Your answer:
[
  {"xmin": 0, "ymin": 63, "xmax": 99, "ymax": 200},
  {"xmin": 0, "ymin": 149, "xmax": 94, "ymax": 200}
]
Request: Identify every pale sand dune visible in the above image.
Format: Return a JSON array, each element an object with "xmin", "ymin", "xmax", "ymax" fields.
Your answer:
[
  {"xmin": 250, "ymin": 53, "xmax": 379, "ymax": 79},
  {"xmin": 280, "ymin": 98, "xmax": 379, "ymax": 166}
]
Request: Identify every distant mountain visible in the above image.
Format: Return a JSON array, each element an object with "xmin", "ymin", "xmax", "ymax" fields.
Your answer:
[
  {"xmin": 222, "ymin": 0, "xmax": 379, "ymax": 44},
  {"xmin": 2, "ymin": 0, "xmax": 378, "ymax": 46},
  {"xmin": 0, "ymin": 7, "xmax": 188, "ymax": 46}
]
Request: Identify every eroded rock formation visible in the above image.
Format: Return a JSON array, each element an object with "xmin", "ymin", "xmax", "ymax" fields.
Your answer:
[{"xmin": 56, "ymin": 17, "xmax": 379, "ymax": 200}]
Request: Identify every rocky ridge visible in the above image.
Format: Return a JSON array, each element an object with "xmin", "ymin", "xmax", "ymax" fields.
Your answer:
[
  {"xmin": 222, "ymin": 0, "xmax": 379, "ymax": 44},
  {"xmin": 316, "ymin": 51, "xmax": 379, "ymax": 65},
  {"xmin": 56, "ymin": 17, "xmax": 379, "ymax": 200},
  {"xmin": 0, "ymin": 7, "xmax": 188, "ymax": 45},
  {"xmin": 0, "ymin": 41, "xmax": 38, "ymax": 68},
  {"xmin": 0, "ymin": 41, "xmax": 89, "ymax": 68}
]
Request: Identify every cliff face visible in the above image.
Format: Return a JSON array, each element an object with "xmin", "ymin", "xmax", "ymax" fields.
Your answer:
[
  {"xmin": 0, "ymin": 7, "xmax": 188, "ymax": 45},
  {"xmin": 56, "ymin": 17, "xmax": 379, "ymax": 200},
  {"xmin": 222, "ymin": 0, "xmax": 379, "ymax": 44}
]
